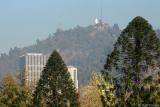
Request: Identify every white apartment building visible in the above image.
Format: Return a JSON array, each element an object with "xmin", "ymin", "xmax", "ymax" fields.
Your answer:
[
  {"xmin": 19, "ymin": 53, "xmax": 78, "ymax": 90},
  {"xmin": 67, "ymin": 66, "xmax": 78, "ymax": 90}
]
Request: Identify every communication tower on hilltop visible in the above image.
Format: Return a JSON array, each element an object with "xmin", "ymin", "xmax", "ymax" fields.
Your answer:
[
  {"xmin": 100, "ymin": 0, "xmax": 103, "ymax": 23},
  {"xmin": 94, "ymin": 0, "xmax": 109, "ymax": 31},
  {"xmin": 94, "ymin": 0, "xmax": 104, "ymax": 26}
]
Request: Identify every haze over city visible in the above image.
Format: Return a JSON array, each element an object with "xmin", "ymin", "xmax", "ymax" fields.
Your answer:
[{"xmin": 0, "ymin": 0, "xmax": 160, "ymax": 53}]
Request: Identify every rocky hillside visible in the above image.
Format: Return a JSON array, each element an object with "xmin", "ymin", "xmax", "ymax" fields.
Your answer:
[{"xmin": 0, "ymin": 23, "xmax": 121, "ymax": 85}]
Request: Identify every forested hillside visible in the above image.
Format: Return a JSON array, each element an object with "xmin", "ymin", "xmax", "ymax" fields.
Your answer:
[
  {"xmin": 0, "ymin": 23, "xmax": 160, "ymax": 85},
  {"xmin": 0, "ymin": 23, "xmax": 120, "ymax": 85}
]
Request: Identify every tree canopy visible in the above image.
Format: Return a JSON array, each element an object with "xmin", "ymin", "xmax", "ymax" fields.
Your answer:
[
  {"xmin": 102, "ymin": 16, "xmax": 160, "ymax": 106},
  {"xmin": 0, "ymin": 74, "xmax": 32, "ymax": 107},
  {"xmin": 33, "ymin": 50, "xmax": 79, "ymax": 107}
]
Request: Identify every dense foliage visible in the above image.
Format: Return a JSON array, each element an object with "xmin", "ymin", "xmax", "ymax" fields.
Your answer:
[
  {"xmin": 33, "ymin": 50, "xmax": 79, "ymax": 107},
  {"xmin": 0, "ymin": 74, "xmax": 32, "ymax": 107},
  {"xmin": 102, "ymin": 16, "xmax": 160, "ymax": 106},
  {"xmin": 80, "ymin": 72, "xmax": 103, "ymax": 107}
]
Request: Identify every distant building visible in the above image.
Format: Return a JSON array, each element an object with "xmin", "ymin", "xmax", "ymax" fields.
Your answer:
[
  {"xmin": 94, "ymin": 18, "xmax": 100, "ymax": 25},
  {"xmin": 94, "ymin": 18, "xmax": 109, "ymax": 31},
  {"xmin": 19, "ymin": 53, "xmax": 48, "ymax": 89},
  {"xmin": 67, "ymin": 66, "xmax": 78, "ymax": 90},
  {"xmin": 19, "ymin": 53, "xmax": 78, "ymax": 90}
]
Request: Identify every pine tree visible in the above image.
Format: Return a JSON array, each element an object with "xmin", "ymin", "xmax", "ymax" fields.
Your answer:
[
  {"xmin": 142, "ymin": 71, "xmax": 160, "ymax": 104},
  {"xmin": 102, "ymin": 16, "xmax": 160, "ymax": 106},
  {"xmin": 33, "ymin": 50, "xmax": 79, "ymax": 107}
]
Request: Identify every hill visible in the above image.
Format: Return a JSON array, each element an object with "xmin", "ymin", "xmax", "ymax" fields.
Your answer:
[{"xmin": 0, "ymin": 23, "xmax": 121, "ymax": 85}]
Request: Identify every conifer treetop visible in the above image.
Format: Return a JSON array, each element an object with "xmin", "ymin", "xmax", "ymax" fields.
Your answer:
[{"xmin": 102, "ymin": 16, "xmax": 160, "ymax": 106}]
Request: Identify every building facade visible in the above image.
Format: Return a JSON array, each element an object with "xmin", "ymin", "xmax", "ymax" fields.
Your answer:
[
  {"xmin": 19, "ymin": 53, "xmax": 78, "ymax": 90},
  {"xmin": 67, "ymin": 66, "xmax": 78, "ymax": 90},
  {"xmin": 19, "ymin": 53, "xmax": 48, "ymax": 89}
]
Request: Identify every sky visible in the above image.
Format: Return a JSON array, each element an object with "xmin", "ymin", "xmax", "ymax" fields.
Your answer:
[{"xmin": 0, "ymin": 0, "xmax": 159, "ymax": 53}]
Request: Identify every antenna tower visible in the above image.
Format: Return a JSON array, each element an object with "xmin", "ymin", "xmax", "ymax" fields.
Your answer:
[{"xmin": 100, "ymin": 0, "xmax": 103, "ymax": 22}]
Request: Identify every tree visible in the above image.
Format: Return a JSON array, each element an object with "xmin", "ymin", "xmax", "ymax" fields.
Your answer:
[
  {"xmin": 80, "ymin": 71, "xmax": 115, "ymax": 107},
  {"xmin": 141, "ymin": 71, "xmax": 160, "ymax": 105},
  {"xmin": 102, "ymin": 16, "xmax": 160, "ymax": 106},
  {"xmin": 80, "ymin": 72, "xmax": 103, "ymax": 107},
  {"xmin": 99, "ymin": 71, "xmax": 115, "ymax": 107},
  {"xmin": 33, "ymin": 50, "xmax": 78, "ymax": 107},
  {"xmin": 0, "ymin": 74, "xmax": 32, "ymax": 107},
  {"xmin": 150, "ymin": 71, "xmax": 160, "ymax": 104}
]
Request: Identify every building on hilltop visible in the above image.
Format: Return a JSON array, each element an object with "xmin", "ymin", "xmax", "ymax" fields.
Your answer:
[{"xmin": 19, "ymin": 53, "xmax": 78, "ymax": 90}]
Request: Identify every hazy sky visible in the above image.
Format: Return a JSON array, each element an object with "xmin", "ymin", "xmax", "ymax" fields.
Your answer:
[{"xmin": 0, "ymin": 0, "xmax": 159, "ymax": 53}]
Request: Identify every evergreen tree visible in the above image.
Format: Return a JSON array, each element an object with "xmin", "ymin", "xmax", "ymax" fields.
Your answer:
[
  {"xmin": 102, "ymin": 16, "xmax": 160, "ymax": 106},
  {"xmin": 150, "ymin": 71, "xmax": 160, "ymax": 104},
  {"xmin": 142, "ymin": 71, "xmax": 160, "ymax": 104},
  {"xmin": 33, "ymin": 50, "xmax": 78, "ymax": 107}
]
